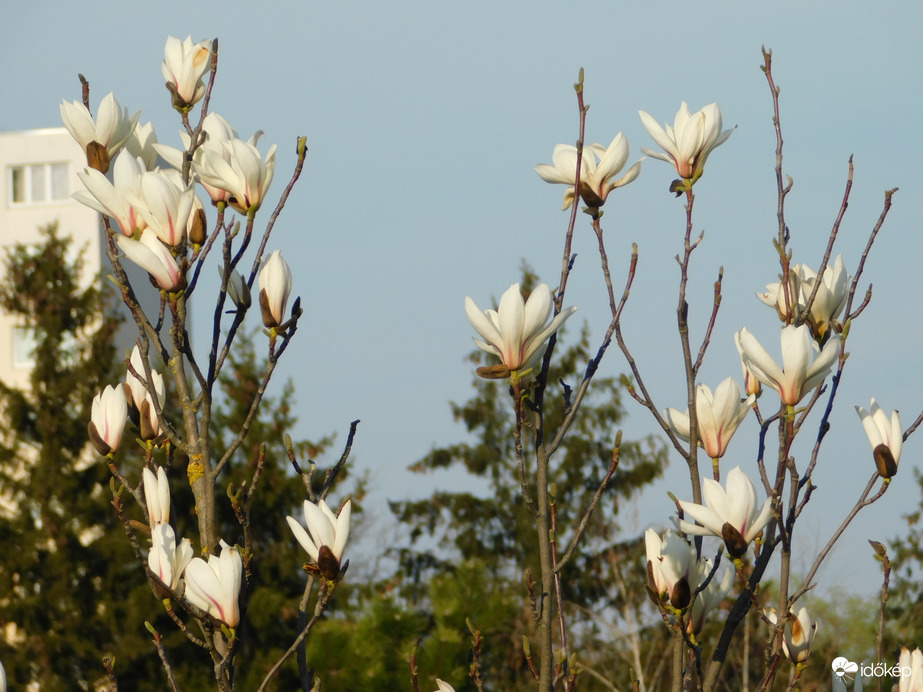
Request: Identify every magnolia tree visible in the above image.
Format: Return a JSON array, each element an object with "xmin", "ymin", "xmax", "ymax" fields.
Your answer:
[
  {"xmin": 0, "ymin": 34, "xmax": 917, "ymax": 692},
  {"xmin": 56, "ymin": 36, "xmax": 353, "ymax": 691}
]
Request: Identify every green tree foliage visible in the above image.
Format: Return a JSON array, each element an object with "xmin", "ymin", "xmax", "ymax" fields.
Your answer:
[
  {"xmin": 886, "ymin": 468, "xmax": 923, "ymax": 655},
  {"xmin": 387, "ymin": 267, "xmax": 669, "ymax": 689},
  {"xmin": 0, "ymin": 223, "xmax": 139, "ymax": 690},
  {"xmin": 0, "ymin": 225, "xmax": 349, "ymax": 690}
]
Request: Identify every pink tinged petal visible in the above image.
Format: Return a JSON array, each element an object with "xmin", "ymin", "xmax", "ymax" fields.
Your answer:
[
  {"xmin": 117, "ymin": 230, "xmax": 183, "ymax": 291},
  {"xmin": 287, "ymin": 515, "xmax": 320, "ymax": 561},
  {"xmin": 521, "ymin": 304, "xmax": 577, "ymax": 369},
  {"xmin": 184, "ymin": 557, "xmax": 223, "ymax": 615},
  {"xmin": 497, "ymin": 284, "xmax": 527, "ymax": 368},
  {"xmin": 91, "ymin": 385, "xmax": 127, "ymax": 450}
]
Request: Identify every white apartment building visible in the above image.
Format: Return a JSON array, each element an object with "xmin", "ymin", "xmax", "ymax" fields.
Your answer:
[{"xmin": 0, "ymin": 127, "xmax": 104, "ymax": 390}]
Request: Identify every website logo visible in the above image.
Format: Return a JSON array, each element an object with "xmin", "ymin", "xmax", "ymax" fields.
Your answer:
[{"xmin": 831, "ymin": 657, "xmax": 858, "ymax": 680}]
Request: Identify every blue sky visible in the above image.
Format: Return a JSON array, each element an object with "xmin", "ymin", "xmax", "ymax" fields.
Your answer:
[{"xmin": 3, "ymin": 0, "xmax": 922, "ymax": 626}]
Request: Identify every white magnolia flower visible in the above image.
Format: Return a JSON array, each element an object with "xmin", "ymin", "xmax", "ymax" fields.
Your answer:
[
  {"xmin": 258, "ymin": 250, "xmax": 292, "ymax": 328},
  {"xmin": 435, "ymin": 681, "xmax": 456, "ymax": 692},
  {"xmin": 60, "ymin": 92, "xmax": 139, "ymax": 173},
  {"xmin": 856, "ymin": 399, "xmax": 902, "ymax": 478},
  {"xmin": 535, "ymin": 135, "xmax": 642, "ymax": 209},
  {"xmin": 677, "ymin": 466, "xmax": 772, "ymax": 558},
  {"xmin": 74, "ymin": 150, "xmax": 147, "ymax": 237},
  {"xmin": 194, "ymin": 135, "xmax": 277, "ymax": 215},
  {"xmin": 465, "ymin": 283, "xmax": 577, "ymax": 380},
  {"xmin": 126, "ymin": 346, "xmax": 166, "ymax": 441},
  {"xmin": 766, "ymin": 606, "xmax": 818, "ymax": 663},
  {"xmin": 645, "ymin": 529, "xmax": 700, "ymax": 609},
  {"xmin": 89, "ymin": 384, "xmax": 127, "ymax": 456},
  {"xmin": 148, "ymin": 522, "xmax": 193, "ymax": 594},
  {"xmin": 287, "ymin": 499, "xmax": 352, "ymax": 580},
  {"xmin": 688, "ymin": 561, "xmax": 733, "ymax": 634},
  {"xmin": 128, "ymin": 170, "xmax": 197, "ymax": 247},
  {"xmin": 143, "ymin": 466, "xmax": 171, "ymax": 525},
  {"xmin": 162, "ymin": 35, "xmax": 212, "ymax": 109},
  {"xmin": 639, "ymin": 102, "xmax": 733, "ymax": 183},
  {"xmin": 735, "ymin": 325, "xmax": 840, "ymax": 406},
  {"xmin": 117, "ymin": 229, "xmax": 185, "ymax": 292},
  {"xmin": 125, "ymin": 120, "xmax": 159, "ymax": 170},
  {"xmin": 220, "ymin": 267, "xmax": 251, "ymax": 309},
  {"xmin": 757, "ymin": 255, "xmax": 850, "ymax": 339},
  {"xmin": 184, "ymin": 541, "xmax": 242, "ymax": 627},
  {"xmin": 664, "ymin": 378, "xmax": 754, "ymax": 459}
]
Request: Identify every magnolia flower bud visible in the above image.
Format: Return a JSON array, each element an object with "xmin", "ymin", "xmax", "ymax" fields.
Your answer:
[
  {"xmin": 258, "ymin": 250, "xmax": 292, "ymax": 329},
  {"xmin": 856, "ymin": 399, "xmax": 902, "ymax": 479},
  {"xmin": 88, "ymin": 385, "xmax": 128, "ymax": 456}
]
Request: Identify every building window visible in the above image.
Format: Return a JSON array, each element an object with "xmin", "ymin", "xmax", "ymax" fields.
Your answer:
[
  {"xmin": 12, "ymin": 327, "xmax": 37, "ymax": 368},
  {"xmin": 9, "ymin": 163, "xmax": 69, "ymax": 205}
]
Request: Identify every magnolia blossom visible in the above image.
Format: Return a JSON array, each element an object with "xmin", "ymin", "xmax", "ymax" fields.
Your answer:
[
  {"xmin": 258, "ymin": 250, "xmax": 292, "ymax": 328},
  {"xmin": 664, "ymin": 378, "xmax": 754, "ymax": 459},
  {"xmin": 125, "ymin": 120, "xmax": 159, "ymax": 170},
  {"xmin": 287, "ymin": 499, "xmax": 352, "ymax": 580},
  {"xmin": 688, "ymin": 562, "xmax": 733, "ymax": 634},
  {"xmin": 0, "ymin": 657, "xmax": 5, "ymax": 692},
  {"xmin": 639, "ymin": 102, "xmax": 733, "ymax": 182},
  {"xmin": 645, "ymin": 529, "xmax": 700, "ymax": 609},
  {"xmin": 184, "ymin": 540, "xmax": 242, "ymax": 627},
  {"xmin": 856, "ymin": 399, "xmax": 902, "ymax": 478},
  {"xmin": 677, "ymin": 466, "xmax": 772, "ymax": 558},
  {"xmin": 758, "ymin": 256, "xmax": 850, "ymax": 339},
  {"xmin": 766, "ymin": 606, "xmax": 818, "ymax": 663},
  {"xmin": 435, "ymin": 681, "xmax": 456, "ymax": 692},
  {"xmin": 757, "ymin": 271, "xmax": 805, "ymax": 322},
  {"xmin": 74, "ymin": 151, "xmax": 147, "ymax": 237},
  {"xmin": 128, "ymin": 170, "xmax": 197, "ymax": 247},
  {"xmin": 126, "ymin": 346, "xmax": 166, "ymax": 441},
  {"xmin": 220, "ymin": 267, "xmax": 251, "ymax": 309},
  {"xmin": 117, "ymin": 229, "xmax": 185, "ymax": 292},
  {"xmin": 898, "ymin": 647, "xmax": 923, "ymax": 692},
  {"xmin": 735, "ymin": 325, "xmax": 840, "ymax": 406},
  {"xmin": 162, "ymin": 35, "xmax": 212, "ymax": 109},
  {"xmin": 465, "ymin": 283, "xmax": 577, "ymax": 380},
  {"xmin": 88, "ymin": 384, "xmax": 128, "ymax": 456},
  {"xmin": 60, "ymin": 92, "xmax": 139, "ymax": 173},
  {"xmin": 143, "ymin": 466, "xmax": 171, "ymax": 525},
  {"xmin": 155, "ymin": 112, "xmax": 241, "ymax": 205},
  {"xmin": 194, "ymin": 135, "xmax": 277, "ymax": 215},
  {"xmin": 535, "ymin": 135, "xmax": 643, "ymax": 210},
  {"xmin": 148, "ymin": 522, "xmax": 193, "ymax": 594},
  {"xmin": 734, "ymin": 332, "xmax": 762, "ymax": 397}
]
